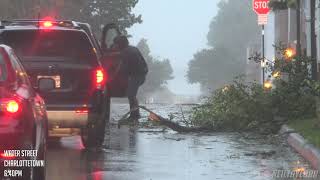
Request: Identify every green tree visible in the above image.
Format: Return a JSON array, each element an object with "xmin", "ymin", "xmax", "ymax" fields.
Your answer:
[
  {"xmin": 188, "ymin": 47, "xmax": 241, "ymax": 91},
  {"xmin": 187, "ymin": 0, "xmax": 260, "ymax": 92},
  {"xmin": 136, "ymin": 39, "xmax": 174, "ymax": 99},
  {"xmin": 207, "ymin": 0, "xmax": 259, "ymax": 60},
  {"xmin": 0, "ymin": 0, "xmax": 142, "ymax": 34},
  {"xmin": 68, "ymin": 0, "xmax": 142, "ymax": 34}
]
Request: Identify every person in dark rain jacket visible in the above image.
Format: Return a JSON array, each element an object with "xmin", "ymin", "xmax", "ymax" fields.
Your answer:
[{"xmin": 114, "ymin": 35, "xmax": 148, "ymax": 123}]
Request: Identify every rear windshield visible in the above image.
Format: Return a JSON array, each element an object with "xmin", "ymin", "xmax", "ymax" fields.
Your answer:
[
  {"xmin": 0, "ymin": 53, "xmax": 8, "ymax": 82},
  {"xmin": 1, "ymin": 30, "xmax": 97, "ymax": 63}
]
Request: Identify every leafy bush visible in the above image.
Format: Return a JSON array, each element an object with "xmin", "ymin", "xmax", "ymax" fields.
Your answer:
[
  {"xmin": 191, "ymin": 44, "xmax": 317, "ymax": 133},
  {"xmin": 191, "ymin": 78, "xmax": 274, "ymax": 132}
]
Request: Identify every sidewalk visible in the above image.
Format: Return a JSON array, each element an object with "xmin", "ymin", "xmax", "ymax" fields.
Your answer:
[{"xmin": 280, "ymin": 125, "xmax": 320, "ymax": 170}]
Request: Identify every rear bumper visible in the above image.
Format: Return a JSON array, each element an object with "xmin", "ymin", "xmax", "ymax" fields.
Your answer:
[
  {"xmin": 46, "ymin": 92, "xmax": 105, "ymax": 137},
  {"xmin": 47, "ymin": 110, "xmax": 90, "ymax": 137},
  {"xmin": 47, "ymin": 110, "xmax": 88, "ymax": 128}
]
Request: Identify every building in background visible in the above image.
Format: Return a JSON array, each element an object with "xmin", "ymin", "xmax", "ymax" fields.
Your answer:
[{"xmin": 249, "ymin": 0, "xmax": 320, "ymax": 84}]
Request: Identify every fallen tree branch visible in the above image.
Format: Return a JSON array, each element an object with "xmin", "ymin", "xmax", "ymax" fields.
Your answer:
[{"xmin": 117, "ymin": 105, "xmax": 213, "ymax": 133}]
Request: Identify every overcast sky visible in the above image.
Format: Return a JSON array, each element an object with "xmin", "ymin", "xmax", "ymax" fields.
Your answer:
[{"xmin": 128, "ymin": 0, "xmax": 220, "ymax": 96}]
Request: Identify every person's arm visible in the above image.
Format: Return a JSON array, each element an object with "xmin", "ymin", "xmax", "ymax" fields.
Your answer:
[{"xmin": 138, "ymin": 49, "xmax": 148, "ymax": 75}]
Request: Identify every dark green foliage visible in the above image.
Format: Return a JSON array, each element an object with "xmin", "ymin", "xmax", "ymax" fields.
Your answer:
[
  {"xmin": 73, "ymin": 0, "xmax": 142, "ymax": 34},
  {"xmin": 271, "ymin": 45, "xmax": 316, "ymax": 119},
  {"xmin": 187, "ymin": 47, "xmax": 242, "ymax": 90},
  {"xmin": 0, "ymin": 0, "xmax": 142, "ymax": 35},
  {"xmin": 187, "ymin": 0, "xmax": 260, "ymax": 92},
  {"xmin": 191, "ymin": 78, "xmax": 276, "ymax": 133},
  {"xmin": 207, "ymin": 1, "xmax": 259, "ymax": 55},
  {"xmin": 191, "ymin": 46, "xmax": 317, "ymax": 133}
]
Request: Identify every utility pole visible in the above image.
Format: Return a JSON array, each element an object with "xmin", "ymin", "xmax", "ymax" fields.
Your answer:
[
  {"xmin": 296, "ymin": 0, "xmax": 301, "ymax": 58},
  {"xmin": 262, "ymin": 25, "xmax": 265, "ymax": 87},
  {"xmin": 252, "ymin": 0, "xmax": 270, "ymax": 86},
  {"xmin": 311, "ymin": 0, "xmax": 318, "ymax": 80}
]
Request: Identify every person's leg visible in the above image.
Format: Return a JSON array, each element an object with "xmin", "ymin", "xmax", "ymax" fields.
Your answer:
[
  {"xmin": 127, "ymin": 76, "xmax": 141, "ymax": 120},
  {"xmin": 128, "ymin": 96, "xmax": 140, "ymax": 119}
]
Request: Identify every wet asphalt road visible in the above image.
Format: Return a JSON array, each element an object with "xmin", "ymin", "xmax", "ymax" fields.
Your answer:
[{"xmin": 46, "ymin": 103, "xmax": 313, "ymax": 180}]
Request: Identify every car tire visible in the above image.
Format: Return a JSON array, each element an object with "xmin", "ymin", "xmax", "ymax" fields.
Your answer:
[
  {"xmin": 80, "ymin": 125, "xmax": 94, "ymax": 148},
  {"xmin": 95, "ymin": 96, "xmax": 110, "ymax": 147},
  {"xmin": 81, "ymin": 96, "xmax": 110, "ymax": 148}
]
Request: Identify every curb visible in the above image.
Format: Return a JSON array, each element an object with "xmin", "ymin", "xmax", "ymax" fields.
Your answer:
[{"xmin": 280, "ymin": 125, "xmax": 320, "ymax": 170}]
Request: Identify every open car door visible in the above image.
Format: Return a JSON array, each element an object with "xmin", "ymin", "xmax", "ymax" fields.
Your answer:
[{"xmin": 100, "ymin": 23, "xmax": 128, "ymax": 97}]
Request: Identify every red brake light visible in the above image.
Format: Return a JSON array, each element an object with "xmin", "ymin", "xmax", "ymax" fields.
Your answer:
[
  {"xmin": 75, "ymin": 109, "xmax": 88, "ymax": 114},
  {"xmin": 0, "ymin": 153, "xmax": 15, "ymax": 159},
  {"xmin": 95, "ymin": 68, "xmax": 106, "ymax": 89},
  {"xmin": 96, "ymin": 69, "xmax": 104, "ymax": 84},
  {"xmin": 6, "ymin": 100, "xmax": 19, "ymax": 113},
  {"xmin": 0, "ymin": 98, "xmax": 20, "ymax": 114},
  {"xmin": 42, "ymin": 21, "xmax": 53, "ymax": 28}
]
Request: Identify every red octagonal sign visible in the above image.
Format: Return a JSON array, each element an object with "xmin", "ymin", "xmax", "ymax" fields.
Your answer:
[{"xmin": 253, "ymin": 0, "xmax": 270, "ymax": 15}]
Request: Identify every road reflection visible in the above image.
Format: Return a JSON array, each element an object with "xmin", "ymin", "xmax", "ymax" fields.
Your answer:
[
  {"xmin": 45, "ymin": 104, "xmax": 311, "ymax": 180},
  {"xmin": 46, "ymin": 125, "xmax": 137, "ymax": 180},
  {"xmin": 46, "ymin": 137, "xmax": 87, "ymax": 180}
]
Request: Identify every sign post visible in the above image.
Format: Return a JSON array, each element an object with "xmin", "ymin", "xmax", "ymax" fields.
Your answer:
[{"xmin": 253, "ymin": 0, "xmax": 270, "ymax": 87}]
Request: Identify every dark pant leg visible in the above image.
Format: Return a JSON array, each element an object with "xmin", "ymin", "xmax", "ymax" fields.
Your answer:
[
  {"xmin": 127, "ymin": 76, "xmax": 145, "ymax": 119},
  {"xmin": 128, "ymin": 96, "xmax": 140, "ymax": 118}
]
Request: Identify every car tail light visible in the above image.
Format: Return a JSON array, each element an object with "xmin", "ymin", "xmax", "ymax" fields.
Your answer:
[
  {"xmin": 6, "ymin": 100, "xmax": 19, "ymax": 113},
  {"xmin": 0, "ymin": 153, "xmax": 15, "ymax": 159},
  {"xmin": 75, "ymin": 108, "xmax": 89, "ymax": 114},
  {"xmin": 0, "ymin": 98, "xmax": 21, "ymax": 115},
  {"xmin": 75, "ymin": 110, "xmax": 88, "ymax": 114},
  {"xmin": 94, "ymin": 68, "xmax": 106, "ymax": 89},
  {"xmin": 42, "ymin": 21, "xmax": 53, "ymax": 28},
  {"xmin": 96, "ymin": 69, "xmax": 104, "ymax": 84}
]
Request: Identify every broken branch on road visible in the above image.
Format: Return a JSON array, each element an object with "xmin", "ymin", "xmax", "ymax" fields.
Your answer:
[{"xmin": 117, "ymin": 106, "xmax": 213, "ymax": 133}]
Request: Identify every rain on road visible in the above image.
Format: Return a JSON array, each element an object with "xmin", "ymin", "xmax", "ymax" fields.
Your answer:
[{"xmin": 46, "ymin": 102, "xmax": 311, "ymax": 180}]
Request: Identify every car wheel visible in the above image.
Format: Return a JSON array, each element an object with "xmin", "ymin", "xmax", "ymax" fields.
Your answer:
[
  {"xmin": 96, "ymin": 96, "xmax": 111, "ymax": 147},
  {"xmin": 81, "ymin": 96, "xmax": 110, "ymax": 149},
  {"xmin": 80, "ymin": 126, "xmax": 91, "ymax": 148}
]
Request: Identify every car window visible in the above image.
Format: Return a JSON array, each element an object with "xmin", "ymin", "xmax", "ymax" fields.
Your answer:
[
  {"xmin": 0, "ymin": 53, "xmax": 8, "ymax": 82},
  {"xmin": 2, "ymin": 30, "xmax": 97, "ymax": 64}
]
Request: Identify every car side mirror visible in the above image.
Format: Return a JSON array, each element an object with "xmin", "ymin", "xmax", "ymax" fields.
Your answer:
[{"xmin": 38, "ymin": 78, "xmax": 55, "ymax": 92}]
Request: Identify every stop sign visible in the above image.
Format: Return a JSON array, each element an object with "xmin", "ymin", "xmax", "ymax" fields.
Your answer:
[{"xmin": 253, "ymin": 0, "xmax": 270, "ymax": 15}]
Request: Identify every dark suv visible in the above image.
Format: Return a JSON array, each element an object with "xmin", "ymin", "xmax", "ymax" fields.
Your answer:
[{"xmin": 0, "ymin": 20, "xmax": 115, "ymax": 148}]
